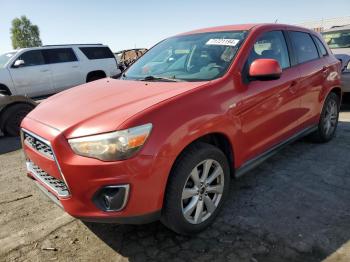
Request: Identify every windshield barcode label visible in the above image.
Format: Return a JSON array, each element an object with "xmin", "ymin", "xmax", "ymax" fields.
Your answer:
[{"xmin": 206, "ymin": 39, "xmax": 240, "ymax": 47}]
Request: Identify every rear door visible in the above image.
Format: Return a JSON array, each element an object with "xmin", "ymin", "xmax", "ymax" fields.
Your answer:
[
  {"xmin": 79, "ymin": 46, "xmax": 118, "ymax": 76},
  {"xmin": 8, "ymin": 50, "xmax": 53, "ymax": 97},
  {"xmin": 238, "ymin": 30, "xmax": 304, "ymax": 162},
  {"xmin": 287, "ymin": 31, "xmax": 326, "ymax": 128},
  {"xmin": 43, "ymin": 48, "xmax": 84, "ymax": 93}
]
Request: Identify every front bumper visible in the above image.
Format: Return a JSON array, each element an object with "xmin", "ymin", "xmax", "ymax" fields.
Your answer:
[{"xmin": 21, "ymin": 117, "xmax": 166, "ymax": 223}]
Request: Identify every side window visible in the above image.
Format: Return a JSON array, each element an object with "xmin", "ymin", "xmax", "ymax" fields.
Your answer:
[
  {"xmin": 43, "ymin": 48, "xmax": 77, "ymax": 64},
  {"xmin": 247, "ymin": 31, "xmax": 290, "ymax": 69},
  {"xmin": 313, "ymin": 36, "xmax": 328, "ymax": 57},
  {"xmin": 79, "ymin": 47, "xmax": 114, "ymax": 60},
  {"xmin": 17, "ymin": 50, "xmax": 45, "ymax": 67},
  {"xmin": 289, "ymin": 31, "xmax": 319, "ymax": 63}
]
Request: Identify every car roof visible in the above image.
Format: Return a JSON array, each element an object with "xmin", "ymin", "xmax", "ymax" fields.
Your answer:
[
  {"xmin": 17, "ymin": 44, "xmax": 108, "ymax": 52},
  {"xmin": 180, "ymin": 24, "xmax": 260, "ymax": 35},
  {"xmin": 177, "ymin": 23, "xmax": 313, "ymax": 36}
]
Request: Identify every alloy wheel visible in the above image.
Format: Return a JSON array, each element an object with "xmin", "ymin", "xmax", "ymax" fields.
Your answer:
[
  {"xmin": 323, "ymin": 98, "xmax": 338, "ymax": 136},
  {"xmin": 181, "ymin": 159, "xmax": 224, "ymax": 224}
]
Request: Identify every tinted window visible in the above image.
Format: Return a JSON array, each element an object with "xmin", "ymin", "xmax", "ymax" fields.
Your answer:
[
  {"xmin": 43, "ymin": 48, "xmax": 77, "ymax": 64},
  {"xmin": 247, "ymin": 31, "xmax": 290, "ymax": 69},
  {"xmin": 289, "ymin": 32, "xmax": 319, "ymax": 64},
  {"xmin": 18, "ymin": 50, "xmax": 45, "ymax": 67},
  {"xmin": 313, "ymin": 36, "xmax": 328, "ymax": 57},
  {"xmin": 79, "ymin": 47, "xmax": 114, "ymax": 60}
]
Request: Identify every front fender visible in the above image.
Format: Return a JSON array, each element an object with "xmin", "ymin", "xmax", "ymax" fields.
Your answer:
[{"xmin": 118, "ymin": 78, "xmax": 241, "ymax": 209}]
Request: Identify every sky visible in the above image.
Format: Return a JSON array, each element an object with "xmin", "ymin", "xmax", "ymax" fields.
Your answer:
[{"xmin": 0, "ymin": 0, "xmax": 349, "ymax": 54}]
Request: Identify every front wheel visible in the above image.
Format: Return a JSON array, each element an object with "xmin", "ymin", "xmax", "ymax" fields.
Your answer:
[
  {"xmin": 161, "ymin": 142, "xmax": 230, "ymax": 235},
  {"xmin": 1, "ymin": 103, "xmax": 35, "ymax": 136},
  {"xmin": 309, "ymin": 92, "xmax": 340, "ymax": 143}
]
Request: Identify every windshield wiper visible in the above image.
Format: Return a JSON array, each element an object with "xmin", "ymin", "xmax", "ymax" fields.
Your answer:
[{"xmin": 140, "ymin": 75, "xmax": 183, "ymax": 82}]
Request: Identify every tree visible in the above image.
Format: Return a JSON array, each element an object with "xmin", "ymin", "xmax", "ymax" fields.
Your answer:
[{"xmin": 10, "ymin": 16, "xmax": 42, "ymax": 49}]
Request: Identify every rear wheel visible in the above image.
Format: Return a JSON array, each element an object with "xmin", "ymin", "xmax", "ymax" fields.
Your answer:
[
  {"xmin": 1, "ymin": 103, "xmax": 34, "ymax": 136},
  {"xmin": 309, "ymin": 92, "xmax": 340, "ymax": 143},
  {"xmin": 161, "ymin": 142, "xmax": 230, "ymax": 235}
]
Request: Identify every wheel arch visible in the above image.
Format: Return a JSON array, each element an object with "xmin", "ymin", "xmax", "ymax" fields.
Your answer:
[
  {"xmin": 86, "ymin": 70, "xmax": 107, "ymax": 82},
  {"xmin": 320, "ymin": 86, "xmax": 343, "ymax": 108},
  {"xmin": 160, "ymin": 132, "xmax": 235, "ymax": 209},
  {"xmin": 182, "ymin": 132, "xmax": 235, "ymax": 176},
  {"xmin": 0, "ymin": 84, "xmax": 11, "ymax": 95},
  {"xmin": 329, "ymin": 86, "xmax": 342, "ymax": 101}
]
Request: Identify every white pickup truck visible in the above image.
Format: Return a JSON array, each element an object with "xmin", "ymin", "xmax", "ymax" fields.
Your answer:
[{"xmin": 0, "ymin": 44, "xmax": 119, "ymax": 97}]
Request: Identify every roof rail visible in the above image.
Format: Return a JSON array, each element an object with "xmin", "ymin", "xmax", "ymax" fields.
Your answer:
[{"xmin": 42, "ymin": 44, "xmax": 103, "ymax": 47}]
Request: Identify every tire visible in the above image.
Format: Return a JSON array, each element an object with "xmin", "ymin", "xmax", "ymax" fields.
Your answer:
[
  {"xmin": 1, "ymin": 103, "xmax": 34, "ymax": 136},
  {"xmin": 309, "ymin": 92, "xmax": 340, "ymax": 143},
  {"xmin": 161, "ymin": 142, "xmax": 230, "ymax": 235}
]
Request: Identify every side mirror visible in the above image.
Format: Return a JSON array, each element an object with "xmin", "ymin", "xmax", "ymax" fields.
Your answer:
[
  {"xmin": 249, "ymin": 59, "xmax": 282, "ymax": 80},
  {"xmin": 13, "ymin": 59, "xmax": 25, "ymax": 68}
]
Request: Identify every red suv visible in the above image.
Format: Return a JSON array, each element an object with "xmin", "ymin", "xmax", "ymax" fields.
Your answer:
[{"xmin": 21, "ymin": 24, "xmax": 342, "ymax": 234}]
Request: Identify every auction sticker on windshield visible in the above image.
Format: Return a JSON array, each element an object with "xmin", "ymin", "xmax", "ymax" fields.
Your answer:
[{"xmin": 206, "ymin": 39, "xmax": 240, "ymax": 46}]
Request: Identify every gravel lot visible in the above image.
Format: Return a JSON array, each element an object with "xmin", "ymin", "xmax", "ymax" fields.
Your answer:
[{"xmin": 0, "ymin": 108, "xmax": 349, "ymax": 262}]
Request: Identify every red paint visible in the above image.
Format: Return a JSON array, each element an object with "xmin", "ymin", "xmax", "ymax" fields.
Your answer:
[
  {"xmin": 21, "ymin": 24, "xmax": 341, "ymax": 221},
  {"xmin": 249, "ymin": 59, "xmax": 282, "ymax": 78}
]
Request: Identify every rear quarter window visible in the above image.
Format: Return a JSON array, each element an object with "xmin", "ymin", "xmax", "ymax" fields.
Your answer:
[
  {"xmin": 79, "ymin": 47, "xmax": 114, "ymax": 60},
  {"xmin": 312, "ymin": 36, "xmax": 328, "ymax": 57}
]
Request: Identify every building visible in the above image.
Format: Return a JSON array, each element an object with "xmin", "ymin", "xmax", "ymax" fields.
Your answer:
[{"xmin": 298, "ymin": 16, "xmax": 350, "ymax": 32}]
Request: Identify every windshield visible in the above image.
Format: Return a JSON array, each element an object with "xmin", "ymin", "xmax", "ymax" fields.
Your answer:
[
  {"xmin": 123, "ymin": 30, "xmax": 248, "ymax": 81},
  {"xmin": 0, "ymin": 52, "xmax": 16, "ymax": 68},
  {"xmin": 322, "ymin": 30, "xmax": 350, "ymax": 49}
]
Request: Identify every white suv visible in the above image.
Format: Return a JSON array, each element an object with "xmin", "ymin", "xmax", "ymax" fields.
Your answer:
[{"xmin": 0, "ymin": 44, "xmax": 119, "ymax": 97}]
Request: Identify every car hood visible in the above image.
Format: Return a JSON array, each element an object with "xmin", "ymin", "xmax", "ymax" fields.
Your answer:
[
  {"xmin": 27, "ymin": 78, "xmax": 209, "ymax": 138},
  {"xmin": 331, "ymin": 48, "xmax": 350, "ymax": 55},
  {"xmin": 331, "ymin": 48, "xmax": 350, "ymax": 69}
]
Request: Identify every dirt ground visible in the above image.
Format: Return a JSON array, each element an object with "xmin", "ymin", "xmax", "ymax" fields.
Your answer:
[{"xmin": 0, "ymin": 108, "xmax": 350, "ymax": 262}]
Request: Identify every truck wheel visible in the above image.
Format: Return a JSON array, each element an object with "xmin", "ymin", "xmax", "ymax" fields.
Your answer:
[
  {"xmin": 1, "ymin": 104, "xmax": 34, "ymax": 136},
  {"xmin": 309, "ymin": 92, "xmax": 340, "ymax": 143},
  {"xmin": 161, "ymin": 142, "xmax": 230, "ymax": 235}
]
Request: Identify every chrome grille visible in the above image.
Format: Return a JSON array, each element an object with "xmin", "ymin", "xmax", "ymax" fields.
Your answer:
[
  {"xmin": 23, "ymin": 131, "xmax": 54, "ymax": 159},
  {"xmin": 26, "ymin": 160, "xmax": 70, "ymax": 197}
]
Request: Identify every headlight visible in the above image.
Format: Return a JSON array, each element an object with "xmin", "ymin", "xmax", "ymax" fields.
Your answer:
[{"xmin": 68, "ymin": 123, "xmax": 152, "ymax": 161}]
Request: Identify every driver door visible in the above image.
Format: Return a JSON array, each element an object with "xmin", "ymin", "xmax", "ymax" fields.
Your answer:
[
  {"xmin": 8, "ymin": 50, "xmax": 53, "ymax": 97},
  {"xmin": 238, "ymin": 30, "xmax": 304, "ymax": 162}
]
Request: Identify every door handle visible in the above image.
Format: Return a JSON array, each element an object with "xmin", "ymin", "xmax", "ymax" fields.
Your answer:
[
  {"xmin": 289, "ymin": 80, "xmax": 298, "ymax": 93},
  {"xmin": 290, "ymin": 80, "xmax": 298, "ymax": 86},
  {"xmin": 72, "ymin": 65, "xmax": 79, "ymax": 68},
  {"xmin": 40, "ymin": 69, "xmax": 49, "ymax": 72}
]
